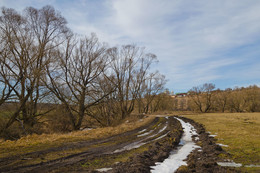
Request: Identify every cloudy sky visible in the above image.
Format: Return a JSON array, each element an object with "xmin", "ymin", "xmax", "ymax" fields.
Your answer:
[{"xmin": 1, "ymin": 0, "xmax": 260, "ymax": 93}]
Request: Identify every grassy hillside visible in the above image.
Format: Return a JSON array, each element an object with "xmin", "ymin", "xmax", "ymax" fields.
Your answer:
[{"xmin": 183, "ymin": 113, "xmax": 260, "ymax": 172}]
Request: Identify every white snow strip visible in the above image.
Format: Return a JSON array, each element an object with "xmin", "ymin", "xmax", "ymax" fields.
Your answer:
[
  {"xmin": 245, "ymin": 164, "xmax": 260, "ymax": 167},
  {"xmin": 158, "ymin": 124, "xmax": 168, "ymax": 134},
  {"xmin": 217, "ymin": 143, "xmax": 229, "ymax": 147},
  {"xmin": 113, "ymin": 119, "xmax": 169, "ymax": 153},
  {"xmin": 156, "ymin": 115, "xmax": 166, "ymax": 117},
  {"xmin": 150, "ymin": 117, "xmax": 200, "ymax": 173},
  {"xmin": 209, "ymin": 134, "xmax": 217, "ymax": 137},
  {"xmin": 217, "ymin": 162, "xmax": 242, "ymax": 167},
  {"xmin": 138, "ymin": 129, "xmax": 147, "ymax": 134},
  {"xmin": 137, "ymin": 130, "xmax": 154, "ymax": 137},
  {"xmin": 96, "ymin": 167, "xmax": 113, "ymax": 172},
  {"xmin": 153, "ymin": 132, "xmax": 170, "ymax": 141},
  {"xmin": 113, "ymin": 141, "xmax": 146, "ymax": 153}
]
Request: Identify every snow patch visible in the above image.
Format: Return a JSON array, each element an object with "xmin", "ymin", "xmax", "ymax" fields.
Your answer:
[
  {"xmin": 113, "ymin": 119, "xmax": 169, "ymax": 153},
  {"xmin": 152, "ymin": 132, "xmax": 170, "ymax": 141},
  {"xmin": 138, "ymin": 129, "xmax": 147, "ymax": 134},
  {"xmin": 158, "ymin": 124, "xmax": 167, "ymax": 134},
  {"xmin": 209, "ymin": 134, "xmax": 217, "ymax": 137},
  {"xmin": 245, "ymin": 164, "xmax": 260, "ymax": 167},
  {"xmin": 137, "ymin": 130, "xmax": 153, "ymax": 137},
  {"xmin": 217, "ymin": 143, "xmax": 229, "ymax": 147},
  {"xmin": 96, "ymin": 167, "xmax": 113, "ymax": 172},
  {"xmin": 217, "ymin": 162, "xmax": 242, "ymax": 167},
  {"xmin": 150, "ymin": 117, "xmax": 200, "ymax": 173}
]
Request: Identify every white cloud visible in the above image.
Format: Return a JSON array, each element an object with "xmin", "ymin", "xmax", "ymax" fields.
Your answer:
[{"xmin": 1, "ymin": 0, "xmax": 260, "ymax": 91}]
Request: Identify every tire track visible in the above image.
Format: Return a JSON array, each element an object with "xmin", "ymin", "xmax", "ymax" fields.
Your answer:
[{"xmin": 0, "ymin": 116, "xmax": 179, "ymax": 173}]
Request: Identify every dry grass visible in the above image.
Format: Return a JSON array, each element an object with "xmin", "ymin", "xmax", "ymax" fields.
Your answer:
[
  {"xmin": 183, "ymin": 113, "xmax": 260, "ymax": 172},
  {"xmin": 0, "ymin": 115, "xmax": 154, "ymax": 158}
]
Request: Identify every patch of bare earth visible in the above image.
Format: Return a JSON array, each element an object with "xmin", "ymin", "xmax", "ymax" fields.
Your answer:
[{"xmin": 0, "ymin": 116, "xmax": 241, "ymax": 173}]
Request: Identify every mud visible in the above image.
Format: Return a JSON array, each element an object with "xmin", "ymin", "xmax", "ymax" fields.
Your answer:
[
  {"xmin": 0, "ymin": 116, "xmax": 183, "ymax": 173},
  {"xmin": 110, "ymin": 117, "xmax": 183, "ymax": 173},
  {"xmin": 175, "ymin": 116, "xmax": 240, "ymax": 173},
  {"xmin": 0, "ymin": 116, "xmax": 241, "ymax": 173}
]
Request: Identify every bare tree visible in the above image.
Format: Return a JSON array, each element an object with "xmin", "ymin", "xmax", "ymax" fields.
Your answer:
[
  {"xmin": 189, "ymin": 83, "xmax": 215, "ymax": 113},
  {"xmin": 137, "ymin": 71, "xmax": 166, "ymax": 114},
  {"xmin": 45, "ymin": 33, "xmax": 112, "ymax": 130},
  {"xmin": 0, "ymin": 6, "xmax": 69, "ymax": 133},
  {"xmin": 214, "ymin": 88, "xmax": 230, "ymax": 112},
  {"xmin": 107, "ymin": 45, "xmax": 157, "ymax": 119}
]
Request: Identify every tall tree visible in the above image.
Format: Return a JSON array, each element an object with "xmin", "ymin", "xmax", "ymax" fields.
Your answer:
[
  {"xmin": 137, "ymin": 71, "xmax": 166, "ymax": 114},
  {"xmin": 0, "ymin": 6, "xmax": 69, "ymax": 133},
  {"xmin": 108, "ymin": 45, "xmax": 157, "ymax": 119},
  {"xmin": 45, "ymin": 33, "xmax": 112, "ymax": 130}
]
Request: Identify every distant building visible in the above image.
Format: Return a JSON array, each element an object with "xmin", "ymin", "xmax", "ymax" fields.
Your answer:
[{"xmin": 175, "ymin": 93, "xmax": 187, "ymax": 97}]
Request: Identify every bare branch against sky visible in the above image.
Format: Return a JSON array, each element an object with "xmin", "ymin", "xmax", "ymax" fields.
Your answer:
[{"xmin": 1, "ymin": 0, "xmax": 260, "ymax": 92}]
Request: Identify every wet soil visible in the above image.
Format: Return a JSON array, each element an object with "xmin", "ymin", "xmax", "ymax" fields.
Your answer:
[
  {"xmin": 175, "ymin": 116, "xmax": 241, "ymax": 173},
  {"xmin": 0, "ymin": 116, "xmax": 183, "ymax": 173},
  {"xmin": 0, "ymin": 116, "xmax": 241, "ymax": 173}
]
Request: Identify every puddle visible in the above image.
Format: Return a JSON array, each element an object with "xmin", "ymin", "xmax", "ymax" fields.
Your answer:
[{"xmin": 150, "ymin": 117, "xmax": 200, "ymax": 173}]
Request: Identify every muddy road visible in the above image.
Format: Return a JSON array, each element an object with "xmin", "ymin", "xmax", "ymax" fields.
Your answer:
[{"xmin": 0, "ymin": 116, "xmax": 239, "ymax": 173}]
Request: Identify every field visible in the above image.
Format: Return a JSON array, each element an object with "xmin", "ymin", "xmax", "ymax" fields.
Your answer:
[
  {"xmin": 183, "ymin": 113, "xmax": 260, "ymax": 172},
  {"xmin": 0, "ymin": 116, "xmax": 154, "ymax": 159}
]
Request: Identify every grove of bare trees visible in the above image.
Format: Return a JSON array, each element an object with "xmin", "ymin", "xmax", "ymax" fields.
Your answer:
[
  {"xmin": 188, "ymin": 84, "xmax": 260, "ymax": 113},
  {"xmin": 0, "ymin": 6, "xmax": 167, "ymax": 139}
]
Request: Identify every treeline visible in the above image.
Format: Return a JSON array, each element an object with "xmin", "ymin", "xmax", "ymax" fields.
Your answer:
[
  {"xmin": 0, "ymin": 6, "xmax": 166, "ymax": 138},
  {"xmin": 172, "ymin": 83, "xmax": 260, "ymax": 113}
]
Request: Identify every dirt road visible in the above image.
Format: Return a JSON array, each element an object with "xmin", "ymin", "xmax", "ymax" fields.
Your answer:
[{"xmin": 0, "ymin": 116, "xmax": 239, "ymax": 173}]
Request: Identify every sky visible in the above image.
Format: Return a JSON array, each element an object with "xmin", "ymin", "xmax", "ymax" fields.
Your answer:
[{"xmin": 1, "ymin": 0, "xmax": 260, "ymax": 93}]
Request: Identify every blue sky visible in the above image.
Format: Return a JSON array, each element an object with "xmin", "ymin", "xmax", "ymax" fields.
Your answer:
[{"xmin": 1, "ymin": 0, "xmax": 260, "ymax": 93}]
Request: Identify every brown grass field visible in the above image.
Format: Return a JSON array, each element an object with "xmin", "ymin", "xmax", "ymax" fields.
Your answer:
[
  {"xmin": 0, "ymin": 116, "xmax": 154, "ymax": 159},
  {"xmin": 183, "ymin": 113, "xmax": 260, "ymax": 172}
]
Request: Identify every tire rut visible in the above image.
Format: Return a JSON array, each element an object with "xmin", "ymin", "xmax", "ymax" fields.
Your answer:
[{"xmin": 0, "ymin": 116, "xmax": 182, "ymax": 173}]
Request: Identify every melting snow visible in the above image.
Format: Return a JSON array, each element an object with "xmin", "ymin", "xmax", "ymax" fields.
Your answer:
[
  {"xmin": 96, "ymin": 167, "xmax": 113, "ymax": 172},
  {"xmin": 137, "ymin": 130, "xmax": 154, "ymax": 137},
  {"xmin": 217, "ymin": 162, "xmax": 242, "ymax": 167},
  {"xmin": 150, "ymin": 117, "xmax": 200, "ymax": 173},
  {"xmin": 209, "ymin": 134, "xmax": 217, "ymax": 137},
  {"xmin": 153, "ymin": 132, "xmax": 170, "ymax": 141},
  {"xmin": 245, "ymin": 164, "xmax": 260, "ymax": 167},
  {"xmin": 138, "ymin": 129, "xmax": 147, "ymax": 134},
  {"xmin": 217, "ymin": 143, "xmax": 229, "ymax": 147},
  {"xmin": 113, "ymin": 118, "xmax": 169, "ymax": 153}
]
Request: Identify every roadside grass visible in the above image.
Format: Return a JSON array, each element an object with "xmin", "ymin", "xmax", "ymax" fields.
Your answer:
[
  {"xmin": 183, "ymin": 113, "xmax": 260, "ymax": 172},
  {"xmin": 0, "ymin": 115, "xmax": 154, "ymax": 159}
]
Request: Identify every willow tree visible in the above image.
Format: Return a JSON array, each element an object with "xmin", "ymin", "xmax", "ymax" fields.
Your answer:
[
  {"xmin": 45, "ymin": 33, "xmax": 112, "ymax": 130},
  {"xmin": 0, "ymin": 6, "xmax": 69, "ymax": 133},
  {"xmin": 107, "ymin": 45, "xmax": 157, "ymax": 119}
]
